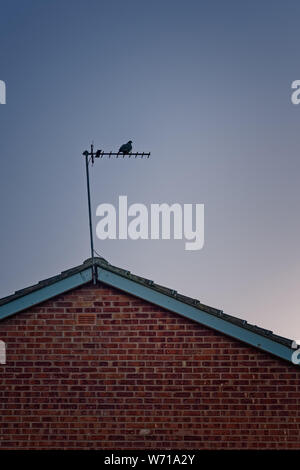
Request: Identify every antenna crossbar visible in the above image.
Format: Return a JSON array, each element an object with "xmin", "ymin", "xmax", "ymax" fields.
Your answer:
[{"xmin": 83, "ymin": 150, "xmax": 150, "ymax": 163}]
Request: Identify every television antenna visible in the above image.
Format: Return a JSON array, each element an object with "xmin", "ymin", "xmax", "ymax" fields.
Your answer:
[{"xmin": 82, "ymin": 143, "xmax": 151, "ymax": 283}]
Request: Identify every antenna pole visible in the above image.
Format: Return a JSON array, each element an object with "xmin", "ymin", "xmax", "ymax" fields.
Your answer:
[{"xmin": 85, "ymin": 144, "xmax": 96, "ymax": 284}]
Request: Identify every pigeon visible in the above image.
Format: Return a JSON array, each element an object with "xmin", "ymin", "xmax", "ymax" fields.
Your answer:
[{"xmin": 119, "ymin": 140, "xmax": 133, "ymax": 154}]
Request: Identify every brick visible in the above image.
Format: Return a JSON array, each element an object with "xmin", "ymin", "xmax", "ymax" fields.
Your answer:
[{"xmin": 0, "ymin": 282, "xmax": 299, "ymax": 450}]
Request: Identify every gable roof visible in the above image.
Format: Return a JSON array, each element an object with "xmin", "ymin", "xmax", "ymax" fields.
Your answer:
[{"xmin": 0, "ymin": 257, "xmax": 296, "ymax": 365}]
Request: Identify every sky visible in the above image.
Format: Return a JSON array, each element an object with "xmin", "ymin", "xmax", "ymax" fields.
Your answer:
[{"xmin": 0, "ymin": 0, "xmax": 300, "ymax": 340}]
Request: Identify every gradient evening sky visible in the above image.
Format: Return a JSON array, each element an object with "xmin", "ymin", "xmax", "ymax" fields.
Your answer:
[{"xmin": 0, "ymin": 0, "xmax": 300, "ymax": 339}]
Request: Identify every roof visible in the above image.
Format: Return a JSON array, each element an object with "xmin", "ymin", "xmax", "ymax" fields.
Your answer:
[{"xmin": 0, "ymin": 257, "xmax": 297, "ymax": 365}]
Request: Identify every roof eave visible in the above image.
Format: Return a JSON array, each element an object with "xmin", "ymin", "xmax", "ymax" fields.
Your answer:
[
  {"xmin": 97, "ymin": 266, "xmax": 296, "ymax": 365},
  {"xmin": 0, "ymin": 259, "xmax": 296, "ymax": 366},
  {"xmin": 0, "ymin": 267, "xmax": 92, "ymax": 321}
]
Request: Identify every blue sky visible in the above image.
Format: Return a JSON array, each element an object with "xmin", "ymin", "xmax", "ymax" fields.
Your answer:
[{"xmin": 1, "ymin": 0, "xmax": 300, "ymax": 339}]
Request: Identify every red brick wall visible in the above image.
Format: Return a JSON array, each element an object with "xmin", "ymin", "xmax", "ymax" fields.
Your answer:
[{"xmin": 0, "ymin": 282, "xmax": 299, "ymax": 450}]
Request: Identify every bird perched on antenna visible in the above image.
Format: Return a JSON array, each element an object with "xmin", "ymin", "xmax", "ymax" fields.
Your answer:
[{"xmin": 119, "ymin": 140, "xmax": 133, "ymax": 154}]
